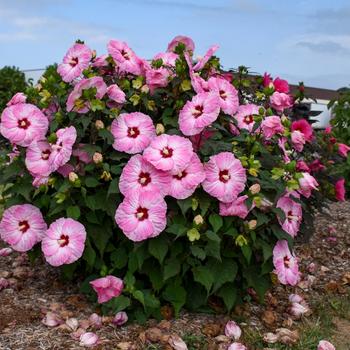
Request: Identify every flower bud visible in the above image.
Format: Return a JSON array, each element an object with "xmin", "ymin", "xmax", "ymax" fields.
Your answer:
[
  {"xmin": 0, "ymin": 247, "xmax": 13, "ymax": 257},
  {"xmin": 93, "ymin": 152, "xmax": 103, "ymax": 164},
  {"xmin": 95, "ymin": 120, "xmax": 104, "ymax": 130},
  {"xmin": 79, "ymin": 332, "xmax": 99, "ymax": 347},
  {"xmin": 89, "ymin": 313, "xmax": 102, "ymax": 329},
  {"xmin": 187, "ymin": 228, "xmax": 200, "ymax": 242},
  {"xmin": 156, "ymin": 123, "xmax": 165, "ymax": 135},
  {"xmin": 141, "ymin": 84, "xmax": 150, "ymax": 94},
  {"xmin": 193, "ymin": 215, "xmax": 204, "ymax": 226},
  {"xmin": 42, "ymin": 312, "xmax": 63, "ymax": 327},
  {"xmin": 112, "ymin": 311, "xmax": 128, "ymax": 326},
  {"xmin": 248, "ymin": 220, "xmax": 257, "ymax": 230},
  {"xmin": 225, "ymin": 321, "xmax": 242, "ymax": 340},
  {"xmin": 68, "ymin": 172, "xmax": 79, "ymax": 183},
  {"xmin": 249, "ymin": 183, "xmax": 261, "ymax": 194}
]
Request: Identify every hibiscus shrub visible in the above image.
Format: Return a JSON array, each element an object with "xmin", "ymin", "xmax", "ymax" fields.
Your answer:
[{"xmin": 0, "ymin": 36, "xmax": 348, "ymax": 320}]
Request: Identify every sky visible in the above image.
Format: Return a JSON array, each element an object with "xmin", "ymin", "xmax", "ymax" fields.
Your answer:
[{"xmin": 0, "ymin": 0, "xmax": 349, "ymax": 89}]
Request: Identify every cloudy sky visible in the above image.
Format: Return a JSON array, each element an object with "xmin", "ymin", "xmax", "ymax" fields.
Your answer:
[{"xmin": 0, "ymin": 0, "xmax": 349, "ymax": 89}]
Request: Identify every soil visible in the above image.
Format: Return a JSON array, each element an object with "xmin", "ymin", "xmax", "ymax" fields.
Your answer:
[{"xmin": 0, "ymin": 201, "xmax": 349, "ymax": 350}]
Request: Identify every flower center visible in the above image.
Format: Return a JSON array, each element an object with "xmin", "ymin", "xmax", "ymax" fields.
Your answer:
[
  {"xmin": 283, "ymin": 256, "xmax": 290, "ymax": 268},
  {"xmin": 127, "ymin": 127, "xmax": 140, "ymax": 138},
  {"xmin": 41, "ymin": 149, "xmax": 51, "ymax": 160},
  {"xmin": 193, "ymin": 105, "xmax": 204, "ymax": 118},
  {"xmin": 121, "ymin": 49, "xmax": 130, "ymax": 60},
  {"xmin": 17, "ymin": 118, "xmax": 31, "ymax": 129},
  {"xmin": 287, "ymin": 210, "xmax": 298, "ymax": 221},
  {"xmin": 57, "ymin": 234, "xmax": 69, "ymax": 247},
  {"xmin": 173, "ymin": 170, "xmax": 187, "ymax": 180},
  {"xmin": 244, "ymin": 115, "xmax": 254, "ymax": 124},
  {"xmin": 138, "ymin": 172, "xmax": 151, "ymax": 186},
  {"xmin": 69, "ymin": 57, "xmax": 79, "ymax": 67},
  {"xmin": 219, "ymin": 169, "xmax": 230, "ymax": 183},
  {"xmin": 135, "ymin": 207, "xmax": 149, "ymax": 221},
  {"xmin": 160, "ymin": 146, "xmax": 173, "ymax": 158},
  {"xmin": 18, "ymin": 220, "xmax": 30, "ymax": 234},
  {"xmin": 219, "ymin": 90, "xmax": 227, "ymax": 100}
]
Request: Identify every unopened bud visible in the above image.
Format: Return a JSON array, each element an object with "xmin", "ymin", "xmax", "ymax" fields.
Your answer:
[
  {"xmin": 93, "ymin": 152, "xmax": 103, "ymax": 164},
  {"xmin": 193, "ymin": 215, "xmax": 204, "ymax": 226},
  {"xmin": 68, "ymin": 172, "xmax": 78, "ymax": 182},
  {"xmin": 95, "ymin": 120, "xmax": 104, "ymax": 130},
  {"xmin": 141, "ymin": 84, "xmax": 150, "ymax": 94},
  {"xmin": 249, "ymin": 183, "xmax": 261, "ymax": 194},
  {"xmin": 156, "ymin": 123, "xmax": 165, "ymax": 135},
  {"xmin": 248, "ymin": 220, "xmax": 257, "ymax": 230}
]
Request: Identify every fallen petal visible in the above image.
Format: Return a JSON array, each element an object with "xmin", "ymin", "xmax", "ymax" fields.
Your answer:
[{"xmin": 79, "ymin": 332, "xmax": 99, "ymax": 347}]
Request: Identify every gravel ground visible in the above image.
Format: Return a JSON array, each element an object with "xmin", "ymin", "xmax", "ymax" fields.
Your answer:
[{"xmin": 0, "ymin": 201, "xmax": 349, "ymax": 350}]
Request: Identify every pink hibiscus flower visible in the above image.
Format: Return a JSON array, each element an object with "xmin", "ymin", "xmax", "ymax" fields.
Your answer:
[
  {"xmin": 107, "ymin": 40, "xmax": 142, "ymax": 76},
  {"xmin": 291, "ymin": 119, "xmax": 313, "ymax": 142},
  {"xmin": 0, "ymin": 204, "xmax": 47, "ymax": 252},
  {"xmin": 202, "ymin": 152, "xmax": 246, "ymax": 203},
  {"xmin": 338, "ymin": 143, "xmax": 350, "ymax": 158},
  {"xmin": 208, "ymin": 77, "xmax": 239, "ymax": 115},
  {"xmin": 146, "ymin": 66, "xmax": 171, "ymax": 93},
  {"xmin": 107, "ymin": 84, "xmax": 126, "ymax": 105},
  {"xmin": 66, "ymin": 77, "xmax": 107, "ymax": 113},
  {"xmin": 219, "ymin": 195, "xmax": 250, "ymax": 218},
  {"xmin": 291, "ymin": 130, "xmax": 306, "ymax": 152},
  {"xmin": 143, "ymin": 134, "xmax": 194, "ymax": 173},
  {"xmin": 115, "ymin": 191, "xmax": 167, "ymax": 242},
  {"xmin": 179, "ymin": 92, "xmax": 220, "ymax": 136},
  {"xmin": 298, "ymin": 172, "xmax": 318, "ymax": 198},
  {"xmin": 90, "ymin": 275, "xmax": 124, "ymax": 304},
  {"xmin": 273, "ymin": 77, "xmax": 289, "ymax": 93},
  {"xmin": 167, "ymin": 35, "xmax": 195, "ymax": 52},
  {"xmin": 273, "ymin": 240, "xmax": 300, "ymax": 286},
  {"xmin": 168, "ymin": 153, "xmax": 205, "ymax": 199},
  {"xmin": 25, "ymin": 140, "xmax": 53, "ymax": 177},
  {"xmin": 50, "ymin": 126, "xmax": 77, "ymax": 170},
  {"xmin": 111, "ymin": 112, "xmax": 156, "ymax": 154},
  {"xmin": 119, "ymin": 155, "xmax": 171, "ymax": 197},
  {"xmin": 234, "ymin": 104, "xmax": 259, "ymax": 132},
  {"xmin": 296, "ymin": 160, "xmax": 310, "ymax": 173},
  {"xmin": 72, "ymin": 144, "xmax": 92, "ymax": 164},
  {"xmin": 261, "ymin": 115, "xmax": 284, "ymax": 139},
  {"xmin": 309, "ymin": 159, "xmax": 325, "ymax": 172},
  {"xmin": 270, "ymin": 92, "xmax": 293, "ymax": 112},
  {"xmin": 276, "ymin": 193, "xmax": 302, "ymax": 237},
  {"xmin": 7, "ymin": 92, "xmax": 26, "ymax": 106},
  {"xmin": 42, "ymin": 218, "xmax": 86, "ymax": 266},
  {"xmin": 0, "ymin": 103, "xmax": 49, "ymax": 147},
  {"xmin": 335, "ymin": 178, "xmax": 346, "ymax": 201},
  {"xmin": 153, "ymin": 52, "xmax": 179, "ymax": 67},
  {"xmin": 57, "ymin": 43, "xmax": 92, "ymax": 82},
  {"xmin": 32, "ymin": 175, "xmax": 50, "ymax": 188}
]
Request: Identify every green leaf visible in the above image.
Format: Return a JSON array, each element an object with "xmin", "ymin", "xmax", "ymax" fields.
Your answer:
[
  {"xmin": 177, "ymin": 197, "xmax": 193, "ymax": 216},
  {"xmin": 98, "ymin": 128, "xmax": 114, "ymax": 144},
  {"xmin": 85, "ymin": 177, "xmax": 100, "ymax": 188},
  {"xmin": 82, "ymin": 240, "xmax": 96, "ymax": 268},
  {"xmin": 133, "ymin": 290, "xmax": 145, "ymax": 306},
  {"xmin": 190, "ymin": 246, "xmax": 206, "ymax": 261},
  {"xmin": 218, "ymin": 284, "xmax": 237, "ymax": 311},
  {"xmin": 162, "ymin": 283, "xmax": 187, "ymax": 316},
  {"xmin": 192, "ymin": 265, "xmax": 214, "ymax": 294},
  {"xmin": 209, "ymin": 214, "xmax": 223, "ymax": 233},
  {"xmin": 66, "ymin": 205, "xmax": 81, "ymax": 219},
  {"xmin": 107, "ymin": 178, "xmax": 119, "ymax": 196},
  {"xmin": 205, "ymin": 240, "xmax": 221, "ymax": 261},
  {"xmin": 110, "ymin": 247, "xmax": 128, "ymax": 269},
  {"xmin": 148, "ymin": 265, "xmax": 164, "ymax": 291},
  {"xmin": 241, "ymin": 245, "xmax": 252, "ymax": 264},
  {"xmin": 163, "ymin": 258, "xmax": 181, "ymax": 281},
  {"xmin": 208, "ymin": 259, "xmax": 238, "ymax": 292},
  {"xmin": 143, "ymin": 290, "xmax": 160, "ymax": 310},
  {"xmin": 148, "ymin": 236, "xmax": 168, "ymax": 264},
  {"xmin": 108, "ymin": 295, "xmax": 131, "ymax": 313}
]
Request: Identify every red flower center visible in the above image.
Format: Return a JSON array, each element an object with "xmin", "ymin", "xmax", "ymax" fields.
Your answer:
[
  {"xmin": 283, "ymin": 256, "xmax": 290, "ymax": 268},
  {"xmin": 219, "ymin": 90, "xmax": 227, "ymax": 100},
  {"xmin": 138, "ymin": 172, "xmax": 151, "ymax": 186},
  {"xmin": 193, "ymin": 105, "xmax": 204, "ymax": 118},
  {"xmin": 135, "ymin": 207, "xmax": 149, "ymax": 221},
  {"xmin": 160, "ymin": 146, "xmax": 173, "ymax": 158},
  {"xmin": 17, "ymin": 118, "xmax": 31, "ymax": 129},
  {"xmin": 69, "ymin": 57, "xmax": 79, "ymax": 67},
  {"xmin": 41, "ymin": 149, "xmax": 51, "ymax": 160},
  {"xmin": 287, "ymin": 210, "xmax": 294, "ymax": 221},
  {"xmin": 58, "ymin": 234, "xmax": 70, "ymax": 247},
  {"xmin": 173, "ymin": 170, "xmax": 187, "ymax": 180},
  {"xmin": 219, "ymin": 169, "xmax": 230, "ymax": 183},
  {"xmin": 18, "ymin": 220, "xmax": 30, "ymax": 234},
  {"xmin": 121, "ymin": 49, "xmax": 130, "ymax": 60},
  {"xmin": 244, "ymin": 115, "xmax": 254, "ymax": 124},
  {"xmin": 127, "ymin": 127, "xmax": 140, "ymax": 138}
]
